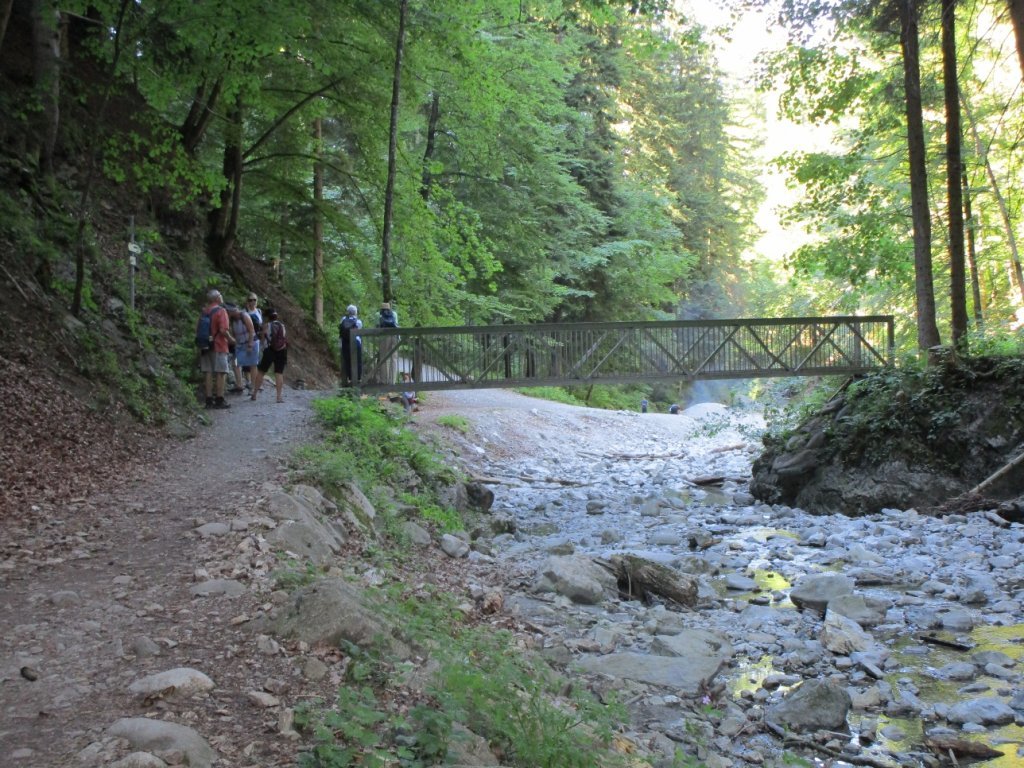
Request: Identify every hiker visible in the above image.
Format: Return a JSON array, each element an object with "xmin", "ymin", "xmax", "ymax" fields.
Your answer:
[
  {"xmin": 377, "ymin": 302, "xmax": 399, "ymax": 385},
  {"xmin": 640, "ymin": 398, "xmax": 648, "ymax": 414},
  {"xmin": 668, "ymin": 403, "xmax": 680, "ymax": 415},
  {"xmin": 196, "ymin": 289, "xmax": 232, "ymax": 409},
  {"xmin": 227, "ymin": 303, "xmax": 256, "ymax": 393},
  {"xmin": 338, "ymin": 304, "xmax": 363, "ymax": 387},
  {"xmin": 251, "ymin": 308, "xmax": 288, "ymax": 403},
  {"xmin": 399, "ymin": 371, "xmax": 417, "ymax": 413},
  {"xmin": 245, "ymin": 292, "xmax": 263, "ymax": 328}
]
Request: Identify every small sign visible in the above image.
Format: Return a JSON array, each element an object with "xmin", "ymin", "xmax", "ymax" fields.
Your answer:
[
  {"xmin": 127, "ymin": 242, "xmax": 141, "ymax": 253},
  {"xmin": 129, "ymin": 255, "xmax": 137, "ymax": 267}
]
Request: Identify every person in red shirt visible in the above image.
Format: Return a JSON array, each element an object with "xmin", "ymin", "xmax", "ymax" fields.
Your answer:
[{"xmin": 198, "ymin": 289, "xmax": 232, "ymax": 409}]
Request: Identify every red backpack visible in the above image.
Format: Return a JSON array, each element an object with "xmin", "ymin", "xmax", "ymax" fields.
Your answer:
[{"xmin": 268, "ymin": 320, "xmax": 288, "ymax": 351}]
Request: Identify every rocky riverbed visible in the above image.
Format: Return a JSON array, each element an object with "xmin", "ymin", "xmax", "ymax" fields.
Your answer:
[{"xmin": 427, "ymin": 390, "xmax": 1024, "ymax": 768}]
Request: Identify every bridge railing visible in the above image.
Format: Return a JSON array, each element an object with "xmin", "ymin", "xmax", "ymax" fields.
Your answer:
[{"xmin": 346, "ymin": 315, "xmax": 894, "ymax": 394}]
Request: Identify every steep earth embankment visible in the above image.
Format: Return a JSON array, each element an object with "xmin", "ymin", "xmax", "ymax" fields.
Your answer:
[{"xmin": 750, "ymin": 356, "xmax": 1024, "ymax": 516}]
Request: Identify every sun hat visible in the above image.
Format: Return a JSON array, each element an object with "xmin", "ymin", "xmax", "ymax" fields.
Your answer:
[
  {"xmin": 346, "ymin": 305, "xmax": 357, "ymax": 315},
  {"xmin": 381, "ymin": 302, "xmax": 391, "ymax": 310}
]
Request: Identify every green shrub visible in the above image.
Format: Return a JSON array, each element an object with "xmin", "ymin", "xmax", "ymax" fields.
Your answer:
[{"xmin": 436, "ymin": 414, "xmax": 470, "ymax": 433}]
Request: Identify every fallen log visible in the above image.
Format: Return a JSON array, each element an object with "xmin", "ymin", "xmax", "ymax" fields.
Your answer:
[
  {"xmin": 920, "ymin": 634, "xmax": 973, "ymax": 652},
  {"xmin": 924, "ymin": 735, "xmax": 1003, "ymax": 761},
  {"xmin": 969, "ymin": 445, "xmax": 1024, "ymax": 497},
  {"xmin": 598, "ymin": 554, "xmax": 698, "ymax": 608}
]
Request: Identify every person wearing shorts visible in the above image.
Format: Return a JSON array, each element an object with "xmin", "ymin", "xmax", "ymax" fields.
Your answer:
[
  {"xmin": 198, "ymin": 289, "xmax": 232, "ymax": 409},
  {"xmin": 251, "ymin": 309, "xmax": 288, "ymax": 403}
]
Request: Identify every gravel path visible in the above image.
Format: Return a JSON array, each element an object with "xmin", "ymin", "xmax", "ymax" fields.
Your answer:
[{"xmin": 0, "ymin": 390, "xmax": 324, "ymax": 766}]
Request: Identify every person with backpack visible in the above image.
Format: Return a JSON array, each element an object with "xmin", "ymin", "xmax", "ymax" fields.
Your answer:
[
  {"xmin": 377, "ymin": 302, "xmax": 399, "ymax": 386},
  {"xmin": 226, "ymin": 303, "xmax": 256, "ymax": 393},
  {"xmin": 338, "ymin": 304, "xmax": 363, "ymax": 388},
  {"xmin": 251, "ymin": 308, "xmax": 288, "ymax": 403},
  {"xmin": 196, "ymin": 289, "xmax": 232, "ymax": 409}
]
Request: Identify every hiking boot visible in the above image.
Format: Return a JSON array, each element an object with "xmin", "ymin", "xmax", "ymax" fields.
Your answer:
[
  {"xmin": 205, "ymin": 397, "xmax": 215, "ymax": 409},
  {"xmin": 213, "ymin": 397, "xmax": 231, "ymax": 409}
]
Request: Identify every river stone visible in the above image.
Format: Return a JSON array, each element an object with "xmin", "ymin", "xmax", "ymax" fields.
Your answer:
[
  {"xmin": 402, "ymin": 521, "xmax": 432, "ymax": 546},
  {"xmin": 935, "ymin": 662, "xmax": 977, "ymax": 681},
  {"xmin": 266, "ymin": 519, "xmax": 339, "ymax": 565},
  {"xmin": 262, "ymin": 578, "xmax": 391, "ymax": 652},
  {"xmin": 789, "ymin": 573, "xmax": 854, "ymax": 614},
  {"xmin": 128, "ymin": 668, "xmax": 214, "ymax": 699},
  {"xmin": 337, "ymin": 482, "xmax": 379, "ymax": 533},
  {"xmin": 533, "ymin": 555, "xmax": 615, "ymax": 604},
  {"xmin": 650, "ymin": 628, "xmax": 733, "ymax": 670},
  {"xmin": 110, "ymin": 752, "xmax": 170, "ymax": 767},
  {"xmin": 947, "ymin": 697, "xmax": 1016, "ymax": 725},
  {"xmin": 190, "ymin": 579, "xmax": 246, "ymax": 598},
  {"xmin": 827, "ymin": 594, "xmax": 889, "ymax": 628},
  {"xmin": 445, "ymin": 723, "xmax": 500, "ymax": 766},
  {"xmin": 940, "ymin": 609, "xmax": 976, "ymax": 631},
  {"xmin": 724, "ymin": 573, "xmax": 758, "ymax": 591},
  {"xmin": 766, "ymin": 679, "xmax": 852, "ymax": 732},
  {"xmin": 293, "ymin": 483, "xmax": 335, "ymax": 512},
  {"xmin": 108, "ymin": 718, "xmax": 215, "ymax": 768},
  {"xmin": 575, "ymin": 651, "xmax": 726, "ymax": 695},
  {"xmin": 820, "ymin": 612, "xmax": 873, "ymax": 655},
  {"xmin": 194, "ymin": 522, "xmax": 230, "ymax": 537},
  {"xmin": 441, "ymin": 534, "xmax": 470, "ymax": 558}
]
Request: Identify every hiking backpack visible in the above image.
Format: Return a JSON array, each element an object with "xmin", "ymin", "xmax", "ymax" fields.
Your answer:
[
  {"xmin": 248, "ymin": 311, "xmax": 262, "ymax": 339},
  {"xmin": 269, "ymin": 320, "xmax": 288, "ymax": 351},
  {"xmin": 195, "ymin": 306, "xmax": 223, "ymax": 350},
  {"xmin": 378, "ymin": 308, "xmax": 397, "ymax": 328},
  {"xmin": 339, "ymin": 315, "xmax": 359, "ymax": 339}
]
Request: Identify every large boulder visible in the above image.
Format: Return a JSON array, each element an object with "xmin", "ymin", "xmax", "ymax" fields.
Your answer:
[
  {"xmin": 108, "ymin": 719, "xmax": 215, "ymax": 768},
  {"xmin": 766, "ymin": 679, "xmax": 852, "ymax": 732},
  {"xmin": 533, "ymin": 555, "xmax": 616, "ymax": 604},
  {"xmin": 258, "ymin": 578, "xmax": 398, "ymax": 654}
]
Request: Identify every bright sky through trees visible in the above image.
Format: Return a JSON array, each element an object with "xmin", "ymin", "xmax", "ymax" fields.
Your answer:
[{"xmin": 680, "ymin": 1, "xmax": 830, "ymax": 263}]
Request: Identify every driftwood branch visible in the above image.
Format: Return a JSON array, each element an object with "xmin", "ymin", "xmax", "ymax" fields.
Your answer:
[
  {"xmin": 969, "ymin": 446, "xmax": 1024, "ymax": 496},
  {"xmin": 763, "ymin": 720, "xmax": 911, "ymax": 768}
]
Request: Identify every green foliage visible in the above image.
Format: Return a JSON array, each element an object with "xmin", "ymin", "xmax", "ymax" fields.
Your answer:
[
  {"xmin": 303, "ymin": 395, "xmax": 455, "ymax": 489},
  {"xmin": 433, "ymin": 628, "xmax": 628, "ymax": 768},
  {"xmin": 765, "ymin": 356, "xmax": 1024, "ymax": 471},
  {"xmin": 271, "ymin": 559, "xmax": 322, "ymax": 591},
  {"xmin": 514, "ymin": 387, "xmax": 585, "ymax": 406},
  {"xmin": 435, "ymin": 414, "xmax": 471, "ymax": 433},
  {"xmin": 295, "ymin": 584, "xmax": 639, "ymax": 768},
  {"xmin": 397, "ymin": 491, "xmax": 463, "ymax": 534}
]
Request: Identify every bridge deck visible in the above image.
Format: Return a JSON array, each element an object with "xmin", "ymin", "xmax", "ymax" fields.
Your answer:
[{"xmin": 345, "ymin": 315, "xmax": 894, "ymax": 394}]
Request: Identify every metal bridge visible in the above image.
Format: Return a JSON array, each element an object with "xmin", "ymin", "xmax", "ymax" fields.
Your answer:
[{"xmin": 345, "ymin": 315, "xmax": 894, "ymax": 394}]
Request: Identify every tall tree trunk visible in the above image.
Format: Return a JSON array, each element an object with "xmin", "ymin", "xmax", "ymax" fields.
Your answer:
[
  {"xmin": 899, "ymin": 0, "xmax": 942, "ymax": 353},
  {"xmin": 941, "ymin": 0, "xmax": 968, "ymax": 346},
  {"xmin": 0, "ymin": 0, "xmax": 14, "ymax": 59},
  {"xmin": 962, "ymin": 171, "xmax": 983, "ymax": 326},
  {"xmin": 1009, "ymin": 0, "xmax": 1024, "ymax": 80},
  {"xmin": 180, "ymin": 79, "xmax": 222, "ymax": 156},
  {"xmin": 381, "ymin": 0, "xmax": 408, "ymax": 305},
  {"xmin": 30, "ymin": 0, "xmax": 61, "ymax": 175},
  {"xmin": 963, "ymin": 97, "xmax": 1024, "ymax": 304},
  {"xmin": 71, "ymin": 0, "xmax": 130, "ymax": 316},
  {"xmin": 421, "ymin": 91, "xmax": 440, "ymax": 200},
  {"xmin": 312, "ymin": 117, "xmax": 324, "ymax": 327},
  {"xmin": 205, "ymin": 96, "xmax": 244, "ymax": 270}
]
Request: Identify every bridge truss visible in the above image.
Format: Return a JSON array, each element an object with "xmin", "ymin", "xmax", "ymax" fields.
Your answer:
[{"xmin": 347, "ymin": 315, "xmax": 895, "ymax": 394}]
